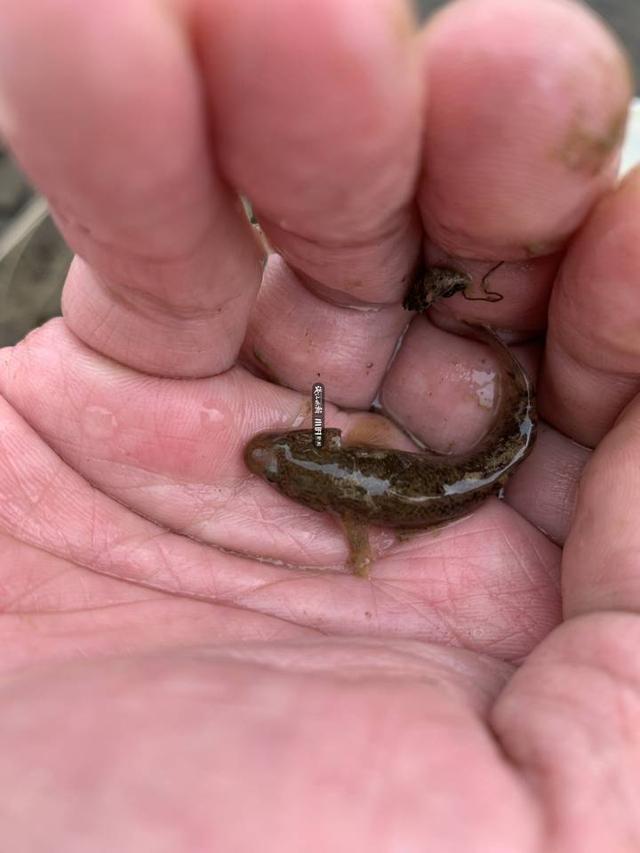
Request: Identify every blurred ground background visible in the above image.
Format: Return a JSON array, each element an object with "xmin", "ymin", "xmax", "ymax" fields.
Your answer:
[{"xmin": 0, "ymin": 0, "xmax": 637, "ymax": 347}]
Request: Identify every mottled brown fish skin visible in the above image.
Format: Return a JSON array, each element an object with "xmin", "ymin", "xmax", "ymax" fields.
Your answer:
[{"xmin": 244, "ymin": 325, "xmax": 536, "ymax": 529}]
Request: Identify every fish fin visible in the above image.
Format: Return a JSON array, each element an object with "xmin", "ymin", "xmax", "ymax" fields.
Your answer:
[{"xmin": 339, "ymin": 513, "xmax": 373, "ymax": 578}]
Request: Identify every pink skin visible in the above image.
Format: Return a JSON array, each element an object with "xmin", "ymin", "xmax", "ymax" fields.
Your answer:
[{"xmin": 0, "ymin": 0, "xmax": 637, "ymax": 848}]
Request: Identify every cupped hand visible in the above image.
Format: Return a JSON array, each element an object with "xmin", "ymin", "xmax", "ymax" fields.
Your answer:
[{"xmin": 0, "ymin": 0, "xmax": 638, "ymax": 849}]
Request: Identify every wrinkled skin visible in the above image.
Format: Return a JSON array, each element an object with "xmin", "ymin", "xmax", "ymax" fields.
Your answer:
[{"xmin": 0, "ymin": 0, "xmax": 638, "ymax": 850}]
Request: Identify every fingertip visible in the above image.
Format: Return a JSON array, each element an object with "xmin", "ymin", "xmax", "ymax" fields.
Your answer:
[
  {"xmin": 540, "ymin": 163, "xmax": 640, "ymax": 445},
  {"xmin": 194, "ymin": 0, "xmax": 426, "ymax": 302},
  {"xmin": 418, "ymin": 0, "xmax": 633, "ymax": 258}
]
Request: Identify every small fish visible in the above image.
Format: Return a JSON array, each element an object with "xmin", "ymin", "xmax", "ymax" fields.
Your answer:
[{"xmin": 244, "ymin": 321, "xmax": 536, "ymax": 576}]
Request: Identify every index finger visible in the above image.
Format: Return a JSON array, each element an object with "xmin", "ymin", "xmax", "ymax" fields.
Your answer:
[
  {"xmin": 0, "ymin": 0, "xmax": 265, "ymax": 376},
  {"xmin": 0, "ymin": 0, "xmax": 424, "ymax": 377}
]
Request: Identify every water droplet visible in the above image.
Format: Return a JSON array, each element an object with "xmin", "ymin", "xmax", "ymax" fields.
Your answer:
[{"xmin": 83, "ymin": 405, "xmax": 117, "ymax": 440}]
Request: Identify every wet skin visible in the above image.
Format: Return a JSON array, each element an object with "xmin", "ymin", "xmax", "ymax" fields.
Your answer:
[{"xmin": 245, "ymin": 290, "xmax": 536, "ymax": 575}]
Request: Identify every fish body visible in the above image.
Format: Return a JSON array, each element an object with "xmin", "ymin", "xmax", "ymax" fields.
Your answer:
[{"xmin": 244, "ymin": 324, "xmax": 536, "ymax": 573}]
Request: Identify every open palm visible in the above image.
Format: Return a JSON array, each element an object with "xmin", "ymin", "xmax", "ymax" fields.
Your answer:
[{"xmin": 0, "ymin": 0, "xmax": 638, "ymax": 849}]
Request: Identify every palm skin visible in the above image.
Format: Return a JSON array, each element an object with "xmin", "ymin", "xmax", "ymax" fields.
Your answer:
[{"xmin": 0, "ymin": 0, "xmax": 639, "ymax": 850}]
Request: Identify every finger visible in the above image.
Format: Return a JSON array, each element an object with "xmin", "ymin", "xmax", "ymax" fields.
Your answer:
[
  {"xmin": 380, "ymin": 317, "xmax": 590, "ymax": 544},
  {"xmin": 195, "ymin": 0, "xmax": 425, "ymax": 408},
  {"xmin": 0, "ymin": 0, "xmax": 263, "ymax": 376},
  {"xmin": 426, "ymin": 251, "xmax": 561, "ymax": 338},
  {"xmin": 504, "ymin": 424, "xmax": 590, "ymax": 546},
  {"xmin": 540, "ymin": 167, "xmax": 640, "ymax": 446},
  {"xmin": 416, "ymin": 0, "xmax": 632, "ymax": 329},
  {"xmin": 378, "ymin": 317, "xmax": 591, "ymax": 548},
  {"xmin": 195, "ymin": 0, "xmax": 425, "ymax": 304},
  {"xmin": 496, "ymin": 353, "xmax": 640, "ymax": 846},
  {"xmin": 379, "ymin": 317, "xmax": 539, "ymax": 453},
  {"xmin": 240, "ymin": 254, "xmax": 409, "ymax": 408},
  {"xmin": 561, "ymin": 392, "xmax": 640, "ymax": 618},
  {"xmin": 493, "ymin": 612, "xmax": 640, "ymax": 853}
]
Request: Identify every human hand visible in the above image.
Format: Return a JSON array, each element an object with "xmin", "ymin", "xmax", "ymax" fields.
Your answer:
[{"xmin": 0, "ymin": 0, "xmax": 637, "ymax": 849}]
